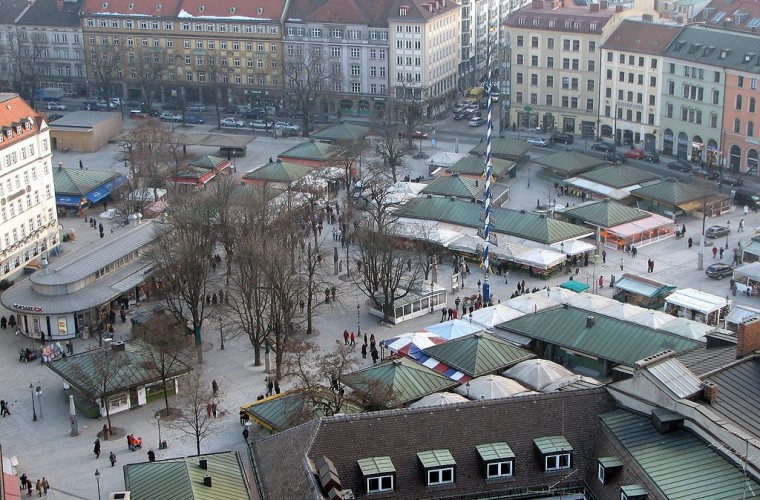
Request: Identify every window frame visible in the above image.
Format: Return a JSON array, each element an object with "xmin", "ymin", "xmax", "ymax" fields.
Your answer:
[
  {"xmin": 545, "ymin": 453, "xmax": 571, "ymax": 472},
  {"xmin": 427, "ymin": 467, "xmax": 454, "ymax": 486},
  {"xmin": 486, "ymin": 460, "xmax": 513, "ymax": 479},
  {"xmin": 366, "ymin": 475, "xmax": 394, "ymax": 493}
]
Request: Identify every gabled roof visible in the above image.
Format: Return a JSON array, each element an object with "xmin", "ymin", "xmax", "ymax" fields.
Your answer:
[
  {"xmin": 188, "ymin": 155, "xmax": 228, "ymax": 170},
  {"xmin": 449, "ymin": 155, "xmax": 515, "ymax": 178},
  {"xmin": 421, "ymin": 332, "xmax": 535, "ymax": 377},
  {"xmin": 531, "ymin": 151, "xmax": 607, "ymax": 176},
  {"xmin": 676, "ymin": 344, "xmax": 737, "ymax": 376},
  {"xmin": 664, "ymin": 24, "xmax": 760, "ymax": 72},
  {"xmin": 242, "ymin": 390, "xmax": 362, "ymax": 432},
  {"xmin": 613, "ymin": 273, "xmax": 676, "ymax": 298},
  {"xmin": 603, "ymin": 19, "xmax": 682, "ymax": 55},
  {"xmin": 503, "ymin": 2, "xmax": 616, "ymax": 32},
  {"xmin": 53, "ymin": 167, "xmax": 122, "ymax": 196},
  {"xmin": 630, "ymin": 180, "xmax": 714, "ymax": 206},
  {"xmin": 243, "ymin": 161, "xmax": 314, "ymax": 184},
  {"xmin": 123, "ymin": 451, "xmax": 251, "ymax": 500},
  {"xmin": 251, "ymin": 388, "xmax": 616, "ymax": 499},
  {"xmin": 0, "ymin": 0, "xmax": 33, "ymax": 24},
  {"xmin": 497, "ymin": 306, "xmax": 702, "ymax": 367},
  {"xmin": 279, "ymin": 140, "xmax": 343, "ymax": 162},
  {"xmin": 600, "ymin": 409, "xmax": 760, "ymax": 499},
  {"xmin": 396, "ymin": 196, "xmax": 594, "ymax": 244},
  {"xmin": 420, "ymin": 174, "xmax": 484, "ymax": 199},
  {"xmin": 17, "ymin": 0, "xmax": 83, "ymax": 26},
  {"xmin": 312, "ymin": 122, "xmax": 370, "ymax": 142},
  {"xmin": 285, "ymin": 0, "xmax": 394, "ymax": 26},
  {"xmin": 578, "ymin": 165, "xmax": 661, "ymax": 189},
  {"xmin": 469, "ymin": 138, "xmax": 532, "ymax": 159},
  {"xmin": 0, "ymin": 94, "xmax": 43, "ymax": 148},
  {"xmin": 560, "ymin": 199, "xmax": 650, "ymax": 228},
  {"xmin": 695, "ymin": 0, "xmax": 760, "ymax": 33},
  {"xmin": 178, "ymin": 0, "xmax": 287, "ymax": 21},
  {"xmin": 81, "ymin": 0, "xmax": 182, "ymax": 16},
  {"xmin": 703, "ymin": 356, "xmax": 760, "ymax": 438},
  {"xmin": 342, "ymin": 357, "xmax": 456, "ymax": 406},
  {"xmin": 387, "ymin": 0, "xmax": 459, "ymax": 22}
]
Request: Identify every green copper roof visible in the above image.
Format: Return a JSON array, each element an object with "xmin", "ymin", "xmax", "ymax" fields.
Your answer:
[
  {"xmin": 534, "ymin": 436, "xmax": 573, "ymax": 454},
  {"xmin": 469, "ymin": 138, "xmax": 532, "ymax": 159},
  {"xmin": 174, "ymin": 166, "xmax": 212, "ymax": 180},
  {"xmin": 243, "ymin": 161, "xmax": 314, "ymax": 184},
  {"xmin": 312, "ymin": 122, "xmax": 370, "ymax": 142},
  {"xmin": 123, "ymin": 451, "xmax": 251, "ymax": 500},
  {"xmin": 601, "ymin": 410, "xmax": 760, "ymax": 499},
  {"xmin": 342, "ymin": 357, "xmax": 456, "ymax": 406},
  {"xmin": 417, "ymin": 449, "xmax": 456, "ymax": 468},
  {"xmin": 579, "ymin": 165, "xmax": 661, "ymax": 189},
  {"xmin": 53, "ymin": 167, "xmax": 122, "ymax": 196},
  {"xmin": 476, "ymin": 442, "xmax": 515, "ymax": 462},
  {"xmin": 188, "ymin": 155, "xmax": 227, "ymax": 169},
  {"xmin": 279, "ymin": 140, "xmax": 343, "ymax": 161},
  {"xmin": 496, "ymin": 306, "xmax": 701, "ymax": 367},
  {"xmin": 243, "ymin": 390, "xmax": 361, "ymax": 432},
  {"xmin": 560, "ymin": 200, "xmax": 650, "ymax": 228},
  {"xmin": 631, "ymin": 181, "xmax": 714, "ymax": 206},
  {"xmin": 421, "ymin": 332, "xmax": 535, "ymax": 377},
  {"xmin": 449, "ymin": 156, "xmax": 515, "ymax": 178},
  {"xmin": 532, "ymin": 151, "xmax": 607, "ymax": 176},
  {"xmin": 420, "ymin": 174, "xmax": 485, "ymax": 200},
  {"xmin": 395, "ymin": 197, "xmax": 593, "ymax": 244},
  {"xmin": 357, "ymin": 456, "xmax": 396, "ymax": 476}
]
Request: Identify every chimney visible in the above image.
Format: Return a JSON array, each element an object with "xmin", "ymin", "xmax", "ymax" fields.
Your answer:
[
  {"xmin": 590, "ymin": 3, "xmax": 599, "ymax": 12},
  {"xmin": 702, "ymin": 381, "xmax": 718, "ymax": 404},
  {"xmin": 642, "ymin": 13, "xmax": 653, "ymax": 21},
  {"xmin": 111, "ymin": 341, "xmax": 126, "ymax": 352},
  {"xmin": 58, "ymin": 162, "xmax": 63, "ymax": 171},
  {"xmin": 599, "ymin": 0, "xmax": 608, "ymax": 7},
  {"xmin": 736, "ymin": 316, "xmax": 760, "ymax": 358},
  {"xmin": 203, "ymin": 475, "xmax": 212, "ymax": 487},
  {"xmin": 586, "ymin": 315, "xmax": 595, "ymax": 327},
  {"xmin": 199, "ymin": 458, "xmax": 208, "ymax": 470},
  {"xmin": 532, "ymin": 0, "xmax": 544, "ymax": 8},
  {"xmin": 615, "ymin": 5, "xmax": 623, "ymax": 12},
  {"xmin": 56, "ymin": 0, "xmax": 63, "ymax": 10}
]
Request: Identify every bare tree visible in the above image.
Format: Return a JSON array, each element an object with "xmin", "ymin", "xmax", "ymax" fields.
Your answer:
[
  {"xmin": 166, "ymin": 370, "xmax": 220, "ymax": 455},
  {"xmin": 0, "ymin": 30, "xmax": 44, "ymax": 104},
  {"xmin": 332, "ymin": 138, "xmax": 369, "ymax": 191},
  {"xmin": 128, "ymin": 45, "xmax": 167, "ymax": 109},
  {"xmin": 75, "ymin": 347, "xmax": 128, "ymax": 435},
  {"xmin": 375, "ymin": 114, "xmax": 408, "ymax": 183},
  {"xmin": 392, "ymin": 82, "xmax": 429, "ymax": 147},
  {"xmin": 86, "ymin": 37, "xmax": 125, "ymax": 102},
  {"xmin": 282, "ymin": 50, "xmax": 337, "ymax": 137}
]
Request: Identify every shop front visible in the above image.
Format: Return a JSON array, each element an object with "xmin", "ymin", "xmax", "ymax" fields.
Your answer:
[
  {"xmin": 664, "ymin": 288, "xmax": 730, "ymax": 326},
  {"xmin": 600, "ymin": 212, "xmax": 675, "ymax": 250},
  {"xmin": 369, "ymin": 284, "xmax": 448, "ymax": 324}
]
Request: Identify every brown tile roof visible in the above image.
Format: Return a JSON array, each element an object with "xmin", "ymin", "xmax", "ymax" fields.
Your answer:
[
  {"xmin": 179, "ymin": 0, "xmax": 287, "ymax": 21},
  {"xmin": 81, "ymin": 0, "xmax": 182, "ymax": 16},
  {"xmin": 504, "ymin": 1, "xmax": 616, "ymax": 31},
  {"xmin": 251, "ymin": 387, "xmax": 615, "ymax": 499},
  {"xmin": 0, "ymin": 94, "xmax": 44, "ymax": 151},
  {"xmin": 387, "ymin": 0, "xmax": 459, "ymax": 22},
  {"xmin": 309, "ymin": 0, "xmax": 367, "ymax": 24},
  {"xmin": 17, "ymin": 0, "xmax": 84, "ymax": 27},
  {"xmin": 287, "ymin": 0, "xmax": 398, "ymax": 26},
  {"xmin": 603, "ymin": 19, "xmax": 683, "ymax": 55},
  {"xmin": 695, "ymin": 0, "xmax": 760, "ymax": 33}
]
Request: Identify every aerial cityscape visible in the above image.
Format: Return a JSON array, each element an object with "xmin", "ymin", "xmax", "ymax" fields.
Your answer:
[{"xmin": 0, "ymin": 0, "xmax": 759, "ymax": 497}]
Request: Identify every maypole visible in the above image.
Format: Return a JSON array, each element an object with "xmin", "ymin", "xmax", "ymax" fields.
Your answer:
[{"xmin": 479, "ymin": 28, "xmax": 496, "ymax": 303}]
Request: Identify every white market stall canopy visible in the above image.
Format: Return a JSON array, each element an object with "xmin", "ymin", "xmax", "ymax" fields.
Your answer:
[
  {"xmin": 734, "ymin": 262, "xmax": 760, "ymax": 282},
  {"xmin": 468, "ymin": 304, "xmax": 525, "ymax": 328},
  {"xmin": 665, "ymin": 288, "xmax": 730, "ymax": 315},
  {"xmin": 607, "ymin": 212, "xmax": 674, "ymax": 238},
  {"xmin": 391, "ymin": 221, "xmax": 464, "ymax": 248},
  {"xmin": 513, "ymin": 248, "xmax": 566, "ymax": 269},
  {"xmin": 428, "ymin": 152, "xmax": 468, "ymax": 169},
  {"xmin": 566, "ymin": 176, "xmax": 641, "ymax": 201},
  {"xmin": 550, "ymin": 239, "xmax": 595, "ymax": 256}
]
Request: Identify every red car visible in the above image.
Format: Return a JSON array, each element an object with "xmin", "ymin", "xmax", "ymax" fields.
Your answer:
[
  {"xmin": 624, "ymin": 148, "xmax": 646, "ymax": 159},
  {"xmin": 400, "ymin": 130, "xmax": 429, "ymax": 139}
]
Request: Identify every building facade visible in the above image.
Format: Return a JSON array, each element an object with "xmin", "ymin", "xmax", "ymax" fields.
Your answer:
[
  {"xmin": 600, "ymin": 18, "xmax": 681, "ymax": 150},
  {"xmin": 724, "ymin": 68, "xmax": 760, "ymax": 174},
  {"xmin": 0, "ymin": 94, "xmax": 60, "ymax": 283}
]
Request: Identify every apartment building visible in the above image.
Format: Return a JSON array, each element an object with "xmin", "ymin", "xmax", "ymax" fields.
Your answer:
[
  {"xmin": 283, "ymin": 0, "xmax": 394, "ymax": 118},
  {"xmin": 80, "ymin": 0, "xmax": 287, "ymax": 106},
  {"xmin": 694, "ymin": 0, "xmax": 760, "ymax": 33},
  {"xmin": 0, "ymin": 94, "xmax": 59, "ymax": 281},
  {"xmin": 504, "ymin": 0, "xmax": 649, "ymax": 137},
  {"xmin": 600, "ymin": 18, "xmax": 681, "ymax": 151},
  {"xmin": 388, "ymin": 0, "xmax": 460, "ymax": 118}
]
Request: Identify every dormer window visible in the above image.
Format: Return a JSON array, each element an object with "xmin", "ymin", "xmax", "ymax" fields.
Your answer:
[
  {"xmin": 534, "ymin": 436, "xmax": 573, "ymax": 472},
  {"xmin": 127, "ymin": 2, "xmax": 133, "ymax": 8},
  {"xmin": 597, "ymin": 457, "xmax": 623, "ymax": 484},
  {"xmin": 156, "ymin": 4, "xmax": 162, "ymax": 10},
  {"xmin": 358, "ymin": 456, "xmax": 395, "ymax": 494},
  {"xmin": 620, "ymin": 485, "xmax": 648, "ymax": 500},
  {"xmin": 14, "ymin": 126, "xmax": 21, "ymax": 135},
  {"xmin": 399, "ymin": 7, "xmax": 407, "ymax": 16},
  {"xmin": 417, "ymin": 449, "xmax": 456, "ymax": 487},
  {"xmin": 229, "ymin": 6, "xmax": 235, "ymax": 12},
  {"xmin": 199, "ymin": 5, "xmax": 205, "ymax": 11},
  {"xmin": 477, "ymin": 443, "xmax": 514, "ymax": 480},
  {"xmin": 257, "ymin": 7, "xmax": 263, "ymax": 14},
  {"xmin": 5, "ymin": 130, "xmax": 12, "ymax": 139},
  {"xmin": 102, "ymin": 2, "xmax": 108, "ymax": 7},
  {"xmin": 23, "ymin": 121, "xmax": 31, "ymax": 131}
]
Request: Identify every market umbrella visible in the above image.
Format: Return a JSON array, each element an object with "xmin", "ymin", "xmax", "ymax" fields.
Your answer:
[
  {"xmin": 513, "ymin": 248, "xmax": 566, "ymax": 269},
  {"xmin": 504, "ymin": 293, "xmax": 559, "ymax": 314},
  {"xmin": 549, "ymin": 240, "xmax": 595, "ymax": 256},
  {"xmin": 381, "ymin": 332, "xmax": 446, "ymax": 359},
  {"xmin": 424, "ymin": 320, "xmax": 482, "ymax": 340},
  {"xmin": 541, "ymin": 375, "xmax": 602, "ymax": 393},
  {"xmin": 547, "ymin": 285, "xmax": 582, "ymax": 301},
  {"xmin": 601, "ymin": 302, "xmax": 642, "ymax": 321},
  {"xmin": 468, "ymin": 304, "xmax": 524, "ymax": 328},
  {"xmin": 629, "ymin": 309, "xmax": 677, "ymax": 329},
  {"xmin": 658, "ymin": 317, "xmax": 715, "ymax": 341},
  {"xmin": 454, "ymin": 375, "xmax": 529, "ymax": 400},
  {"xmin": 567, "ymin": 292, "xmax": 618, "ymax": 313},
  {"xmin": 558, "ymin": 281, "xmax": 588, "ymax": 293},
  {"xmin": 408, "ymin": 392, "xmax": 470, "ymax": 408},
  {"xmin": 502, "ymin": 359, "xmax": 574, "ymax": 391}
]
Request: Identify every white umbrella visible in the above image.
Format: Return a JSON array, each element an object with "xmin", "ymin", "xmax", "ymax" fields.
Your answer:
[
  {"xmin": 550, "ymin": 240, "xmax": 595, "ymax": 256},
  {"xmin": 567, "ymin": 292, "xmax": 618, "ymax": 313},
  {"xmin": 629, "ymin": 309, "xmax": 677, "ymax": 329},
  {"xmin": 541, "ymin": 375, "xmax": 602, "ymax": 393},
  {"xmin": 424, "ymin": 320, "xmax": 482, "ymax": 340},
  {"xmin": 468, "ymin": 304, "xmax": 524, "ymax": 328},
  {"xmin": 454, "ymin": 375, "xmax": 529, "ymax": 400},
  {"xmin": 504, "ymin": 293, "xmax": 559, "ymax": 314},
  {"xmin": 544, "ymin": 286, "xmax": 578, "ymax": 303},
  {"xmin": 502, "ymin": 359, "xmax": 574, "ymax": 391},
  {"xmin": 513, "ymin": 249, "xmax": 566, "ymax": 269},
  {"xmin": 381, "ymin": 331, "xmax": 446, "ymax": 359},
  {"xmin": 601, "ymin": 302, "xmax": 642, "ymax": 321},
  {"xmin": 409, "ymin": 392, "xmax": 470, "ymax": 408}
]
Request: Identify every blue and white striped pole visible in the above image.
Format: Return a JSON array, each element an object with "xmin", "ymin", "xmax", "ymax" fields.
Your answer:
[{"xmin": 481, "ymin": 29, "xmax": 495, "ymax": 303}]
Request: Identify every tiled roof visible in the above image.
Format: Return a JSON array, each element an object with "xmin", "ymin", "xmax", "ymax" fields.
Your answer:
[
  {"xmin": 421, "ymin": 332, "xmax": 535, "ymax": 377},
  {"xmin": 703, "ymin": 356, "xmax": 760, "ymax": 439},
  {"xmin": 251, "ymin": 388, "xmax": 615, "ymax": 499},
  {"xmin": 53, "ymin": 167, "xmax": 122, "ymax": 196},
  {"xmin": 695, "ymin": 0, "xmax": 760, "ymax": 33},
  {"xmin": 504, "ymin": 2, "xmax": 615, "ymax": 31},
  {"xmin": 578, "ymin": 165, "xmax": 661, "ymax": 189},
  {"xmin": 560, "ymin": 199, "xmax": 650, "ymax": 228},
  {"xmin": 630, "ymin": 180, "xmax": 714, "ymax": 206},
  {"xmin": 600, "ymin": 409, "xmax": 760, "ymax": 499},
  {"xmin": 469, "ymin": 138, "xmax": 532, "ymax": 159},
  {"xmin": 675, "ymin": 345, "xmax": 737, "ymax": 376},
  {"xmin": 342, "ymin": 357, "xmax": 457, "ymax": 406},
  {"xmin": 0, "ymin": 0, "xmax": 33, "ymax": 23},
  {"xmin": 279, "ymin": 140, "xmax": 343, "ymax": 161},
  {"xmin": 387, "ymin": 0, "xmax": 459, "ymax": 22},
  {"xmin": 449, "ymin": 155, "xmax": 515, "ymax": 178},
  {"xmin": 123, "ymin": 451, "xmax": 251, "ymax": 500},
  {"xmin": 663, "ymin": 24, "xmax": 760, "ymax": 72},
  {"xmin": 46, "ymin": 340, "xmax": 192, "ymax": 400},
  {"xmin": 0, "ymin": 94, "xmax": 43, "ymax": 149},
  {"xmin": 496, "ymin": 306, "xmax": 702, "ymax": 367},
  {"xmin": 602, "ymin": 19, "xmax": 682, "ymax": 55},
  {"xmin": 179, "ymin": 0, "xmax": 286, "ymax": 21},
  {"xmin": 81, "ymin": 0, "xmax": 182, "ymax": 16},
  {"xmin": 285, "ymin": 0, "xmax": 394, "ymax": 26},
  {"xmin": 243, "ymin": 160, "xmax": 314, "ymax": 184},
  {"xmin": 17, "ymin": 0, "xmax": 83, "ymax": 26},
  {"xmin": 395, "ymin": 196, "xmax": 594, "ymax": 244},
  {"xmin": 311, "ymin": 122, "xmax": 370, "ymax": 142},
  {"xmin": 419, "ymin": 174, "xmax": 484, "ymax": 199},
  {"xmin": 531, "ymin": 151, "xmax": 607, "ymax": 176}
]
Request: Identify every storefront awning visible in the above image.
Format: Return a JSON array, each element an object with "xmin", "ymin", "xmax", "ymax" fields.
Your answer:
[
  {"xmin": 55, "ymin": 195, "xmax": 85, "ymax": 207},
  {"xmin": 566, "ymin": 177, "xmax": 640, "ymax": 201},
  {"xmin": 665, "ymin": 288, "xmax": 729, "ymax": 315},
  {"xmin": 607, "ymin": 212, "xmax": 674, "ymax": 238},
  {"xmin": 85, "ymin": 175, "xmax": 128, "ymax": 204}
]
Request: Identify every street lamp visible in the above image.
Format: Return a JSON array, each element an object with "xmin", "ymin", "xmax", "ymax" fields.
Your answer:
[
  {"xmin": 35, "ymin": 384, "xmax": 42, "ymax": 419},
  {"xmin": 356, "ymin": 303, "xmax": 361, "ymax": 336},
  {"xmin": 218, "ymin": 316, "xmax": 225, "ymax": 350},
  {"xmin": 430, "ymin": 282, "xmax": 435, "ymax": 313},
  {"xmin": 726, "ymin": 220, "xmax": 731, "ymax": 250},
  {"xmin": 95, "ymin": 469, "xmax": 101, "ymax": 500},
  {"xmin": 29, "ymin": 383, "xmax": 37, "ymax": 422},
  {"xmin": 155, "ymin": 411, "xmax": 162, "ymax": 450}
]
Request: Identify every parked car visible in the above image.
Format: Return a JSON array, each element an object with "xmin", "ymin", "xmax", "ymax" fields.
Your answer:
[
  {"xmin": 590, "ymin": 142, "xmax": 615, "ymax": 153},
  {"xmin": 692, "ymin": 168, "xmax": 719, "ymax": 180},
  {"xmin": 526, "ymin": 137, "xmax": 548, "ymax": 146},
  {"xmin": 274, "ymin": 121, "xmax": 301, "ymax": 132},
  {"xmin": 643, "ymin": 152, "xmax": 660, "ymax": 164},
  {"xmin": 83, "ymin": 98, "xmax": 100, "ymax": 108},
  {"xmin": 124, "ymin": 99, "xmax": 143, "ymax": 108},
  {"xmin": 667, "ymin": 160, "xmax": 693, "ymax": 172},
  {"xmin": 453, "ymin": 110, "xmax": 467, "ymax": 120},
  {"xmin": 313, "ymin": 114, "xmax": 329, "ymax": 124},
  {"xmin": 469, "ymin": 117, "xmax": 487, "ymax": 127},
  {"xmin": 109, "ymin": 98, "xmax": 121, "ymax": 106},
  {"xmin": 550, "ymin": 132, "xmax": 574, "ymax": 144},
  {"xmin": 604, "ymin": 152, "xmax": 627, "ymax": 164},
  {"xmin": 624, "ymin": 148, "xmax": 646, "ymax": 160},
  {"xmin": 721, "ymin": 174, "xmax": 744, "ymax": 186},
  {"xmin": 706, "ymin": 225, "xmax": 730, "ymax": 238},
  {"xmin": 452, "ymin": 105, "xmax": 465, "ymax": 114},
  {"xmin": 706, "ymin": 262, "xmax": 735, "ymax": 279},
  {"xmin": 185, "ymin": 115, "xmax": 205, "ymax": 124},
  {"xmin": 400, "ymin": 129, "xmax": 428, "ymax": 139},
  {"xmin": 251, "ymin": 119, "xmax": 274, "ymax": 129},
  {"xmin": 129, "ymin": 110, "xmax": 150, "ymax": 119},
  {"xmin": 733, "ymin": 189, "xmax": 760, "ymax": 210},
  {"xmin": 45, "ymin": 102, "xmax": 66, "ymax": 111},
  {"xmin": 159, "ymin": 112, "xmax": 182, "ymax": 122},
  {"xmin": 220, "ymin": 117, "xmax": 246, "ymax": 127},
  {"xmin": 224, "ymin": 105, "xmax": 243, "ymax": 114},
  {"xmin": 185, "ymin": 103, "xmax": 207, "ymax": 113}
]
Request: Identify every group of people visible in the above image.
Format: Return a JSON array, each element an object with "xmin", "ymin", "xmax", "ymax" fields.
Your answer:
[
  {"xmin": 359, "ymin": 333, "xmax": 380, "ymax": 363},
  {"xmin": 18, "ymin": 474, "xmax": 49, "ymax": 496}
]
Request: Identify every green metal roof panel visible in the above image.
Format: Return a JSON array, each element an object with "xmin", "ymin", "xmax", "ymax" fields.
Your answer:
[
  {"xmin": 175, "ymin": 166, "xmax": 211, "ymax": 180},
  {"xmin": 188, "ymin": 155, "xmax": 227, "ymax": 169},
  {"xmin": 358, "ymin": 456, "xmax": 396, "ymax": 475},
  {"xmin": 395, "ymin": 197, "xmax": 593, "ymax": 244},
  {"xmin": 630, "ymin": 181, "xmax": 714, "ymax": 206},
  {"xmin": 243, "ymin": 161, "xmax": 314, "ymax": 184},
  {"xmin": 620, "ymin": 485, "xmax": 648, "ymax": 495},
  {"xmin": 417, "ymin": 449, "xmax": 456, "ymax": 468},
  {"xmin": 534, "ymin": 436, "xmax": 573, "ymax": 454},
  {"xmin": 449, "ymin": 156, "xmax": 515, "ymax": 178},
  {"xmin": 476, "ymin": 442, "xmax": 515, "ymax": 461},
  {"xmin": 469, "ymin": 138, "xmax": 532, "ymax": 158},
  {"xmin": 312, "ymin": 122, "xmax": 370, "ymax": 141},
  {"xmin": 279, "ymin": 141, "xmax": 343, "ymax": 161},
  {"xmin": 53, "ymin": 167, "xmax": 122, "ymax": 196},
  {"xmin": 421, "ymin": 332, "xmax": 535, "ymax": 377},
  {"xmin": 601, "ymin": 410, "xmax": 760, "ymax": 499},
  {"xmin": 664, "ymin": 25, "xmax": 760, "ymax": 73},
  {"xmin": 496, "ymin": 306, "xmax": 701, "ymax": 367},
  {"xmin": 561, "ymin": 200, "xmax": 650, "ymax": 228},
  {"xmin": 531, "ymin": 151, "xmax": 607, "ymax": 175},
  {"xmin": 579, "ymin": 165, "xmax": 661, "ymax": 189},
  {"xmin": 246, "ymin": 392, "xmax": 308, "ymax": 432},
  {"xmin": 420, "ymin": 175, "xmax": 485, "ymax": 199},
  {"xmin": 599, "ymin": 456, "xmax": 624, "ymax": 468},
  {"xmin": 614, "ymin": 275, "xmax": 676, "ymax": 298},
  {"xmin": 342, "ymin": 357, "xmax": 456, "ymax": 406}
]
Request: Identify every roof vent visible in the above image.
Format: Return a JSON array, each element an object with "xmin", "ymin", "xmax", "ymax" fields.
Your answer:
[
  {"xmin": 203, "ymin": 475, "xmax": 212, "ymax": 487},
  {"xmin": 586, "ymin": 315, "xmax": 595, "ymax": 327},
  {"xmin": 111, "ymin": 341, "xmax": 126, "ymax": 352},
  {"xmin": 199, "ymin": 458, "xmax": 208, "ymax": 469},
  {"xmin": 392, "ymin": 359, "xmax": 402, "ymax": 366},
  {"xmin": 426, "ymin": 194, "xmax": 432, "ymax": 198}
]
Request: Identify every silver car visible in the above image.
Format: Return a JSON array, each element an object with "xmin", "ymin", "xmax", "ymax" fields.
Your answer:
[{"xmin": 220, "ymin": 117, "xmax": 245, "ymax": 128}]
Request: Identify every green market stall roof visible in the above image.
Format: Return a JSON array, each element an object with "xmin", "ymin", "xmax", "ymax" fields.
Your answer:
[
  {"xmin": 578, "ymin": 165, "xmax": 661, "ymax": 189},
  {"xmin": 395, "ymin": 196, "xmax": 593, "ymax": 244},
  {"xmin": 469, "ymin": 138, "xmax": 532, "ymax": 159},
  {"xmin": 311, "ymin": 122, "xmax": 370, "ymax": 142},
  {"xmin": 243, "ymin": 160, "xmax": 314, "ymax": 184},
  {"xmin": 421, "ymin": 332, "xmax": 535, "ymax": 377},
  {"xmin": 279, "ymin": 140, "xmax": 344, "ymax": 162},
  {"xmin": 531, "ymin": 151, "xmax": 607, "ymax": 177},
  {"xmin": 630, "ymin": 181, "xmax": 716, "ymax": 207},
  {"xmin": 188, "ymin": 155, "xmax": 231, "ymax": 171},
  {"xmin": 241, "ymin": 390, "xmax": 362, "ymax": 433},
  {"xmin": 560, "ymin": 199, "xmax": 650, "ymax": 228},
  {"xmin": 420, "ymin": 174, "xmax": 485, "ymax": 200},
  {"xmin": 53, "ymin": 167, "xmax": 126, "ymax": 206},
  {"xmin": 449, "ymin": 155, "xmax": 515, "ymax": 178}
]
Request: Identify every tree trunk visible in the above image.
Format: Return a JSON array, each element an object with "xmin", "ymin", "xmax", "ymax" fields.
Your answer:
[{"xmin": 162, "ymin": 377, "xmax": 171, "ymax": 416}]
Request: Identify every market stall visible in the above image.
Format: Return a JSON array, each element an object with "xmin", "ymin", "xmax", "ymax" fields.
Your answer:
[
  {"xmin": 600, "ymin": 212, "xmax": 675, "ymax": 250},
  {"xmin": 733, "ymin": 262, "xmax": 760, "ymax": 296},
  {"xmin": 664, "ymin": 288, "xmax": 730, "ymax": 326},
  {"xmin": 369, "ymin": 284, "xmax": 448, "ymax": 324},
  {"xmin": 612, "ymin": 273, "xmax": 676, "ymax": 309},
  {"xmin": 513, "ymin": 248, "xmax": 566, "ymax": 278}
]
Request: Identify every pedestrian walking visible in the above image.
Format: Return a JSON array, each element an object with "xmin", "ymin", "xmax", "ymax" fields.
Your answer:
[
  {"xmin": 274, "ymin": 380, "xmax": 280, "ymax": 394},
  {"xmin": 240, "ymin": 409, "xmax": 246, "ymax": 424},
  {"xmin": 109, "ymin": 451, "xmax": 117, "ymax": 467},
  {"xmin": 211, "ymin": 402, "xmax": 217, "ymax": 418},
  {"xmin": 713, "ymin": 246, "xmax": 718, "ymax": 259},
  {"xmin": 102, "ymin": 424, "xmax": 109, "ymax": 440},
  {"xmin": 441, "ymin": 307, "xmax": 447, "ymax": 322},
  {"xmin": 350, "ymin": 331, "xmax": 355, "ymax": 345},
  {"xmin": 35, "ymin": 479, "xmax": 41, "ymax": 497},
  {"xmin": 631, "ymin": 245, "xmax": 637, "ymax": 257},
  {"xmin": 599, "ymin": 275, "xmax": 604, "ymax": 288},
  {"xmin": 212, "ymin": 379, "xmax": 219, "ymax": 396},
  {"xmin": 745, "ymin": 205, "xmax": 750, "ymax": 215},
  {"xmin": 343, "ymin": 330, "xmax": 349, "ymax": 345},
  {"xmin": 94, "ymin": 439, "xmax": 101, "ymax": 458},
  {"xmin": 740, "ymin": 219, "xmax": 745, "ymax": 232},
  {"xmin": 41, "ymin": 478, "xmax": 48, "ymax": 495},
  {"xmin": 147, "ymin": 449, "xmax": 156, "ymax": 462},
  {"xmin": 266, "ymin": 379, "xmax": 273, "ymax": 397},
  {"xmin": 455, "ymin": 297, "xmax": 461, "ymax": 310},
  {"xmin": 361, "ymin": 344, "xmax": 367, "ymax": 358},
  {"xmin": 206, "ymin": 402, "xmax": 213, "ymax": 417},
  {"xmin": 363, "ymin": 332, "xmax": 368, "ymax": 346},
  {"xmin": 127, "ymin": 434, "xmax": 134, "ymax": 451},
  {"xmin": 620, "ymin": 258, "xmax": 624, "ymax": 271},
  {"xmin": 601, "ymin": 250, "xmax": 606, "ymax": 263},
  {"xmin": 371, "ymin": 348, "xmax": 379, "ymax": 364},
  {"xmin": 682, "ymin": 224, "xmax": 686, "ymax": 236},
  {"xmin": 243, "ymin": 427, "xmax": 250, "ymax": 441},
  {"xmin": 650, "ymin": 260, "xmax": 655, "ymax": 273},
  {"xmin": 26, "ymin": 478, "xmax": 32, "ymax": 496},
  {"xmin": 688, "ymin": 237, "xmax": 693, "ymax": 248},
  {"xmin": 1, "ymin": 316, "xmax": 6, "ymax": 330},
  {"xmin": 1, "ymin": 400, "xmax": 10, "ymax": 417},
  {"xmin": 720, "ymin": 247, "xmax": 725, "ymax": 259}
]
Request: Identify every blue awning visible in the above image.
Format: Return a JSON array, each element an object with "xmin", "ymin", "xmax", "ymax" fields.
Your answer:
[
  {"xmin": 55, "ymin": 195, "xmax": 85, "ymax": 207},
  {"xmin": 84, "ymin": 175, "xmax": 128, "ymax": 204}
]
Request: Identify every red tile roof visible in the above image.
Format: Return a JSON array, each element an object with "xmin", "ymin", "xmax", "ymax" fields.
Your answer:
[
  {"xmin": 81, "ymin": 0, "xmax": 182, "ymax": 16},
  {"xmin": 178, "ymin": 0, "xmax": 286, "ymax": 21},
  {"xmin": 696, "ymin": 0, "xmax": 760, "ymax": 33},
  {"xmin": 504, "ymin": 1, "xmax": 616, "ymax": 31},
  {"xmin": 602, "ymin": 19, "xmax": 682, "ymax": 55},
  {"xmin": 0, "ymin": 94, "xmax": 44, "ymax": 151},
  {"xmin": 286, "ymin": 0, "xmax": 395, "ymax": 27}
]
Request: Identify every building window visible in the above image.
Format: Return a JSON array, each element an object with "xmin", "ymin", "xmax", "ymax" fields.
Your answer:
[
  {"xmin": 546, "ymin": 453, "xmax": 571, "ymax": 471},
  {"xmin": 516, "ymin": 35, "xmax": 524, "ymax": 47},
  {"xmin": 487, "ymin": 461, "xmax": 513, "ymax": 479},
  {"xmin": 427, "ymin": 468, "xmax": 454, "ymax": 486},
  {"xmin": 367, "ymin": 476, "xmax": 393, "ymax": 493}
]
